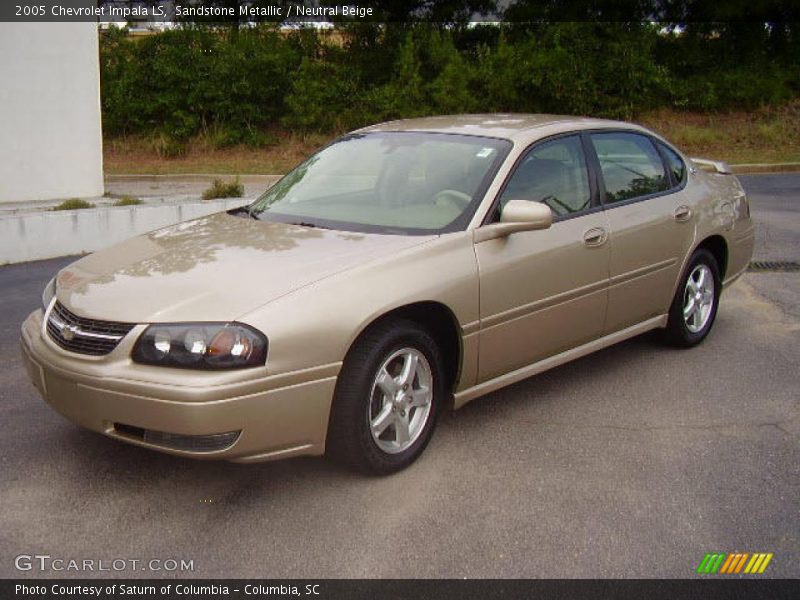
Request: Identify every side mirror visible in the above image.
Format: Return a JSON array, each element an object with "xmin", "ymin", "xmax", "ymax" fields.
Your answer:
[{"xmin": 474, "ymin": 200, "xmax": 553, "ymax": 243}]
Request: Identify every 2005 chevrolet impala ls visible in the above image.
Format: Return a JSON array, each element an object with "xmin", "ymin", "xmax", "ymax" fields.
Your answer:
[{"xmin": 21, "ymin": 115, "xmax": 755, "ymax": 474}]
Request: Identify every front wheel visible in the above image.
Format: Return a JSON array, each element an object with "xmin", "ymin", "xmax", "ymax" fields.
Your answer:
[
  {"xmin": 326, "ymin": 319, "xmax": 444, "ymax": 475},
  {"xmin": 663, "ymin": 248, "xmax": 721, "ymax": 347}
]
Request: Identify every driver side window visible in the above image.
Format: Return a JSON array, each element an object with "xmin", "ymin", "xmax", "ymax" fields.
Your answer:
[{"xmin": 498, "ymin": 135, "xmax": 591, "ymax": 219}]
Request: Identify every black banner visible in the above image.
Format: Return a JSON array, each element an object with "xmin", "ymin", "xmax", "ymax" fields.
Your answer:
[
  {"xmin": 1, "ymin": 1, "xmax": 799, "ymax": 24},
  {"xmin": 3, "ymin": 579, "xmax": 799, "ymax": 600}
]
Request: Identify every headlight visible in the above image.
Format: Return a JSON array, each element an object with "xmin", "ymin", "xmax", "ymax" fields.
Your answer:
[
  {"xmin": 132, "ymin": 323, "xmax": 267, "ymax": 369},
  {"xmin": 42, "ymin": 277, "xmax": 56, "ymax": 310}
]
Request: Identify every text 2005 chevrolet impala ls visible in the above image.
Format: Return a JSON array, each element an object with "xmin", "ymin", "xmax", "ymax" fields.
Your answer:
[{"xmin": 21, "ymin": 115, "xmax": 755, "ymax": 474}]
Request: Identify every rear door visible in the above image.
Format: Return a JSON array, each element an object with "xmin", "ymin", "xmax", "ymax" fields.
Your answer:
[
  {"xmin": 474, "ymin": 134, "xmax": 610, "ymax": 382},
  {"xmin": 588, "ymin": 131, "xmax": 696, "ymax": 334}
]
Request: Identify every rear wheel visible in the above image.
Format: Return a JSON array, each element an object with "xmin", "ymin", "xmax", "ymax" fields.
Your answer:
[
  {"xmin": 663, "ymin": 248, "xmax": 721, "ymax": 347},
  {"xmin": 326, "ymin": 319, "xmax": 444, "ymax": 475}
]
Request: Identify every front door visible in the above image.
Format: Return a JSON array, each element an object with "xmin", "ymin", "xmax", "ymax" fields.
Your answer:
[{"xmin": 475, "ymin": 134, "xmax": 610, "ymax": 382}]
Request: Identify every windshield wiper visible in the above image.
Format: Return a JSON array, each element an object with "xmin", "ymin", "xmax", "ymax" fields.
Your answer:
[{"xmin": 227, "ymin": 206, "xmax": 258, "ymax": 220}]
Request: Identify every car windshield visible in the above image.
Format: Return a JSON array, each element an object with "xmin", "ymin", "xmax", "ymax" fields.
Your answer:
[{"xmin": 248, "ymin": 132, "xmax": 511, "ymax": 235}]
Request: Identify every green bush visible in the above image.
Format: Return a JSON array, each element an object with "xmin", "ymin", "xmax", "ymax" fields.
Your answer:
[
  {"xmin": 283, "ymin": 57, "xmax": 361, "ymax": 131},
  {"xmin": 113, "ymin": 196, "xmax": 143, "ymax": 206},
  {"xmin": 202, "ymin": 177, "xmax": 244, "ymax": 200},
  {"xmin": 99, "ymin": 22, "xmax": 799, "ymax": 140},
  {"xmin": 149, "ymin": 133, "xmax": 187, "ymax": 158},
  {"xmin": 205, "ymin": 123, "xmax": 278, "ymax": 149},
  {"xmin": 52, "ymin": 199, "xmax": 95, "ymax": 211},
  {"xmin": 101, "ymin": 26, "xmax": 301, "ymax": 140}
]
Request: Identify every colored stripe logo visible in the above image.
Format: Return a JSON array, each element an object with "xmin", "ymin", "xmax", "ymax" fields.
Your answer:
[{"xmin": 696, "ymin": 552, "xmax": 773, "ymax": 574}]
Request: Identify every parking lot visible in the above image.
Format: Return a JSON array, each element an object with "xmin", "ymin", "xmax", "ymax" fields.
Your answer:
[{"xmin": 1, "ymin": 174, "xmax": 797, "ymax": 579}]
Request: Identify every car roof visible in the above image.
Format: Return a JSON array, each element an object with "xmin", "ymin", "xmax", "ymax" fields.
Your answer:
[{"xmin": 355, "ymin": 114, "xmax": 653, "ymax": 144}]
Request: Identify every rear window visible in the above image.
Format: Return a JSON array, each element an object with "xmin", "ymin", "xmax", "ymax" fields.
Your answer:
[
  {"xmin": 591, "ymin": 132, "xmax": 669, "ymax": 204},
  {"xmin": 658, "ymin": 142, "xmax": 687, "ymax": 186}
]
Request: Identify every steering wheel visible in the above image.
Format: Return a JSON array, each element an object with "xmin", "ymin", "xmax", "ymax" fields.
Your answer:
[{"xmin": 433, "ymin": 189, "xmax": 471, "ymax": 211}]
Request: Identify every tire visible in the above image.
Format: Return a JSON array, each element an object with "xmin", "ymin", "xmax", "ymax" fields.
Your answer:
[
  {"xmin": 326, "ymin": 318, "xmax": 444, "ymax": 475},
  {"xmin": 662, "ymin": 248, "xmax": 721, "ymax": 347}
]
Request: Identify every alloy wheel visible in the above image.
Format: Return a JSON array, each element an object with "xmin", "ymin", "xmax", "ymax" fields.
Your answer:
[
  {"xmin": 367, "ymin": 347, "xmax": 433, "ymax": 454},
  {"xmin": 683, "ymin": 264, "xmax": 715, "ymax": 333}
]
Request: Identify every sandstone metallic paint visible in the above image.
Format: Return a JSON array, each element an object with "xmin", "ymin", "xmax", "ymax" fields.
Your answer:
[
  {"xmin": 475, "ymin": 211, "xmax": 611, "ymax": 382},
  {"xmin": 603, "ymin": 186, "xmax": 696, "ymax": 334},
  {"xmin": 20, "ymin": 114, "xmax": 755, "ymax": 462},
  {"xmin": 55, "ymin": 213, "xmax": 437, "ymax": 323}
]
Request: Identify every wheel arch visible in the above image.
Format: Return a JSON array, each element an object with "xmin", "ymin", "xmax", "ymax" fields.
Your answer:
[
  {"xmin": 695, "ymin": 234, "xmax": 729, "ymax": 281},
  {"xmin": 666, "ymin": 234, "xmax": 730, "ymax": 317},
  {"xmin": 346, "ymin": 301, "xmax": 464, "ymax": 403},
  {"xmin": 662, "ymin": 234, "xmax": 726, "ymax": 346}
]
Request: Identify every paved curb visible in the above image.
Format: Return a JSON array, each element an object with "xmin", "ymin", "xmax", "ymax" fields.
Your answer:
[
  {"xmin": 105, "ymin": 173, "xmax": 279, "ymax": 182},
  {"xmin": 0, "ymin": 175, "xmax": 283, "ymax": 264},
  {"xmin": 0, "ymin": 197, "xmax": 250, "ymax": 265},
  {"xmin": 731, "ymin": 163, "xmax": 800, "ymax": 174}
]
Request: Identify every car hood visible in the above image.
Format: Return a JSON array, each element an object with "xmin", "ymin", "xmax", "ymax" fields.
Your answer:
[{"xmin": 56, "ymin": 212, "xmax": 435, "ymax": 323}]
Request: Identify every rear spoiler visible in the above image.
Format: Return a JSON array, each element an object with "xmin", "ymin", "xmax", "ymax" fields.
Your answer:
[{"xmin": 690, "ymin": 157, "xmax": 732, "ymax": 174}]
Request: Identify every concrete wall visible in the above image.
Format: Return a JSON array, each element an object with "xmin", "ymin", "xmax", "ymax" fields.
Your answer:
[
  {"xmin": 0, "ymin": 199, "xmax": 250, "ymax": 265},
  {"xmin": 0, "ymin": 23, "xmax": 104, "ymax": 203}
]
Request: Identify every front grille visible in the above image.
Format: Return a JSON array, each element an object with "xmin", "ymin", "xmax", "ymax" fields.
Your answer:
[{"xmin": 46, "ymin": 301, "xmax": 135, "ymax": 356}]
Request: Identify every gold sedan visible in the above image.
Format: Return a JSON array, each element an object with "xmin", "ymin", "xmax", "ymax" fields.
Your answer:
[{"xmin": 20, "ymin": 115, "xmax": 755, "ymax": 474}]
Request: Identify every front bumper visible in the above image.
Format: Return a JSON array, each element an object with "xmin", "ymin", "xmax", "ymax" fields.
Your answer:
[{"xmin": 20, "ymin": 309, "xmax": 339, "ymax": 462}]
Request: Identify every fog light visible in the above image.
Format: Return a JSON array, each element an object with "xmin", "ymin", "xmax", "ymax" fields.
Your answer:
[{"xmin": 114, "ymin": 423, "xmax": 240, "ymax": 453}]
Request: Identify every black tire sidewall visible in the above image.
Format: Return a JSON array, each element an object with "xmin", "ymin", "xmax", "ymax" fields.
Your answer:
[
  {"xmin": 328, "ymin": 320, "xmax": 444, "ymax": 474},
  {"xmin": 666, "ymin": 248, "xmax": 721, "ymax": 346}
]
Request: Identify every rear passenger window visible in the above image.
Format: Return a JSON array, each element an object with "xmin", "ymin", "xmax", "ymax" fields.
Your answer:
[
  {"xmin": 658, "ymin": 142, "xmax": 687, "ymax": 186},
  {"xmin": 590, "ymin": 132, "xmax": 669, "ymax": 204},
  {"xmin": 499, "ymin": 135, "xmax": 591, "ymax": 218}
]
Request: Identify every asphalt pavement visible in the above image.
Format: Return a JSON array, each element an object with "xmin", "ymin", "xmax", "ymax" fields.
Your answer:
[{"xmin": 0, "ymin": 174, "xmax": 797, "ymax": 579}]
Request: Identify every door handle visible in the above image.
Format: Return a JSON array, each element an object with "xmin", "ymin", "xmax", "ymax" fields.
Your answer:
[
  {"xmin": 583, "ymin": 227, "xmax": 608, "ymax": 247},
  {"xmin": 674, "ymin": 205, "xmax": 692, "ymax": 222}
]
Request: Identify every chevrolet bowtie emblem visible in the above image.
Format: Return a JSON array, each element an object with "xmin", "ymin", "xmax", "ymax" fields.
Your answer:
[{"xmin": 60, "ymin": 323, "xmax": 80, "ymax": 341}]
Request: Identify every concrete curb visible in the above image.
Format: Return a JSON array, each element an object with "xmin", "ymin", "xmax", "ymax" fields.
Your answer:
[
  {"xmin": 105, "ymin": 173, "xmax": 279, "ymax": 182},
  {"xmin": 0, "ymin": 174, "xmax": 280, "ymax": 215},
  {"xmin": 0, "ymin": 174, "xmax": 283, "ymax": 265},
  {"xmin": 0, "ymin": 197, "xmax": 249, "ymax": 265},
  {"xmin": 731, "ymin": 163, "xmax": 800, "ymax": 174}
]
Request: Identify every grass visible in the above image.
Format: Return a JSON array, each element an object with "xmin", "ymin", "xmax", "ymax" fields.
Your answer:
[
  {"xmin": 105, "ymin": 130, "xmax": 332, "ymax": 175},
  {"xmin": 52, "ymin": 198, "xmax": 95, "ymax": 211},
  {"xmin": 638, "ymin": 100, "xmax": 800, "ymax": 164},
  {"xmin": 113, "ymin": 196, "xmax": 143, "ymax": 206},
  {"xmin": 103, "ymin": 101, "xmax": 800, "ymax": 176},
  {"xmin": 202, "ymin": 177, "xmax": 244, "ymax": 200}
]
